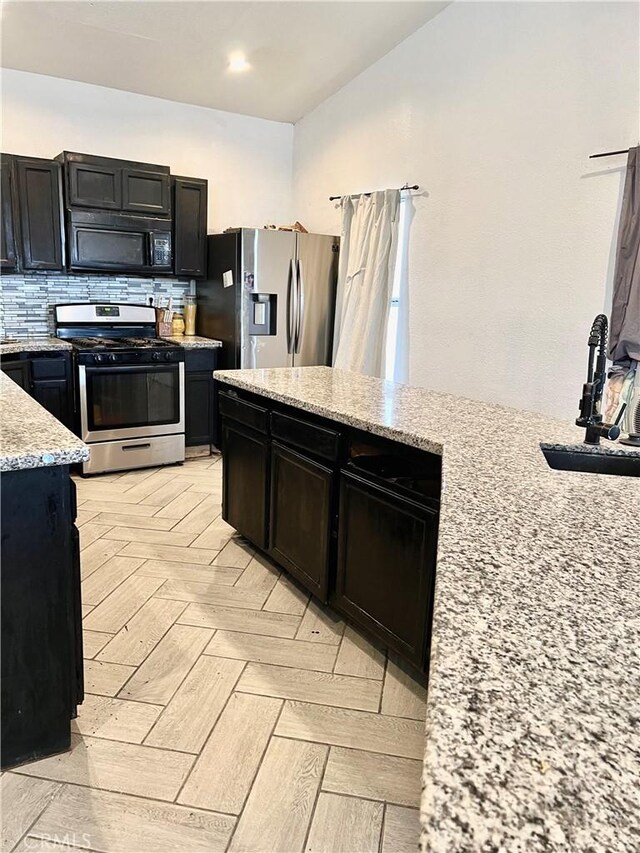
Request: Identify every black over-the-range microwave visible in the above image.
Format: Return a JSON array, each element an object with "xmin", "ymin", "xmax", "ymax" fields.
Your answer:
[
  {"xmin": 58, "ymin": 151, "xmax": 173, "ymax": 274},
  {"xmin": 67, "ymin": 209, "xmax": 172, "ymax": 274}
]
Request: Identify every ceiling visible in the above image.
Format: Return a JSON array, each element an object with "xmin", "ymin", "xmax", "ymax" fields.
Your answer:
[{"xmin": 0, "ymin": 1, "xmax": 448, "ymax": 123}]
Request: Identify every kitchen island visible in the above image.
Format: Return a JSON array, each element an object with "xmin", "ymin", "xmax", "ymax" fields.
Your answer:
[
  {"xmin": 1, "ymin": 371, "xmax": 89, "ymax": 768},
  {"xmin": 215, "ymin": 366, "xmax": 639, "ymax": 853}
]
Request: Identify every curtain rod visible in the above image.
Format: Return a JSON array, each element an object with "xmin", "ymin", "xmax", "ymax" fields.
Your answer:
[
  {"xmin": 329, "ymin": 183, "xmax": 419, "ymax": 201},
  {"xmin": 589, "ymin": 148, "xmax": 631, "ymax": 159}
]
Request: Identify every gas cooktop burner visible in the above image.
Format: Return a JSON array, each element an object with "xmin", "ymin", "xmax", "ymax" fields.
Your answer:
[{"xmin": 70, "ymin": 336, "xmax": 179, "ymax": 351}]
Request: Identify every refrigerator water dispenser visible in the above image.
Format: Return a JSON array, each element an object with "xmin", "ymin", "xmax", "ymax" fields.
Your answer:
[{"xmin": 249, "ymin": 293, "xmax": 277, "ymax": 335}]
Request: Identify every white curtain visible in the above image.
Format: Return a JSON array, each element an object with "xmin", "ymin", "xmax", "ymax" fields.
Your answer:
[{"xmin": 333, "ymin": 189, "xmax": 400, "ymax": 377}]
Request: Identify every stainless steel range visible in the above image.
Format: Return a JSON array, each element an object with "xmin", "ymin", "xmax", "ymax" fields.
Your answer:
[{"xmin": 55, "ymin": 303, "xmax": 185, "ymax": 475}]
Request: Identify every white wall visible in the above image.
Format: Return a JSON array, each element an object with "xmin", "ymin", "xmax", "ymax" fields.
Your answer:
[
  {"xmin": 1, "ymin": 69, "xmax": 293, "ymax": 232},
  {"xmin": 293, "ymin": 2, "xmax": 639, "ymax": 420}
]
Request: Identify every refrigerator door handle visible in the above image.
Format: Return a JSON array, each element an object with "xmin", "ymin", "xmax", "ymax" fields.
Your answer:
[
  {"xmin": 286, "ymin": 258, "xmax": 297, "ymax": 354},
  {"xmin": 295, "ymin": 259, "xmax": 305, "ymax": 353}
]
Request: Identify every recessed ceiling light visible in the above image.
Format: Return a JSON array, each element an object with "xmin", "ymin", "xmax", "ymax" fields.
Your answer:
[{"xmin": 228, "ymin": 52, "xmax": 251, "ymax": 73}]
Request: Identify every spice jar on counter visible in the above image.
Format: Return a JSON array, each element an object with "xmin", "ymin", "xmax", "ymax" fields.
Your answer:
[{"xmin": 171, "ymin": 313, "xmax": 185, "ymax": 336}]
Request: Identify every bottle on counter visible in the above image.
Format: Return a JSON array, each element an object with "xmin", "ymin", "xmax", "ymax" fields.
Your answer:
[{"xmin": 184, "ymin": 295, "xmax": 197, "ymax": 336}]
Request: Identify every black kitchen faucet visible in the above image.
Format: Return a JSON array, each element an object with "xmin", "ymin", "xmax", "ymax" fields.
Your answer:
[{"xmin": 576, "ymin": 314, "xmax": 621, "ymax": 445}]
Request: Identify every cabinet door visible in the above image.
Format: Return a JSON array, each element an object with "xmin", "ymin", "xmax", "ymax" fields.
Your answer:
[
  {"xmin": 185, "ymin": 371, "xmax": 213, "ymax": 446},
  {"xmin": 269, "ymin": 442, "xmax": 333, "ymax": 600},
  {"xmin": 32, "ymin": 380, "xmax": 72, "ymax": 428},
  {"xmin": 68, "ymin": 161, "xmax": 121, "ymax": 209},
  {"xmin": 335, "ymin": 470, "xmax": 438, "ymax": 669},
  {"xmin": 123, "ymin": 169, "xmax": 171, "ymax": 216},
  {"xmin": 1, "ymin": 360, "xmax": 31, "ymax": 392},
  {"xmin": 15, "ymin": 158, "xmax": 64, "ymax": 270},
  {"xmin": 173, "ymin": 177, "xmax": 207, "ymax": 277},
  {"xmin": 1, "ymin": 154, "xmax": 17, "ymax": 271},
  {"xmin": 222, "ymin": 419, "xmax": 269, "ymax": 549},
  {"xmin": 70, "ymin": 523, "xmax": 84, "ymax": 711}
]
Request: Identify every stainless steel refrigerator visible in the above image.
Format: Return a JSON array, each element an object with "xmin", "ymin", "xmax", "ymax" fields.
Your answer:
[{"xmin": 196, "ymin": 229, "xmax": 339, "ymax": 370}]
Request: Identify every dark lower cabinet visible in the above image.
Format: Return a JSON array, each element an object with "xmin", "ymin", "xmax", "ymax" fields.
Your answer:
[
  {"xmin": 269, "ymin": 441, "xmax": 333, "ymax": 600},
  {"xmin": 1, "ymin": 353, "xmax": 74, "ymax": 431},
  {"xmin": 222, "ymin": 419, "xmax": 269, "ymax": 549},
  {"xmin": 185, "ymin": 372, "xmax": 214, "ymax": 445},
  {"xmin": 216, "ymin": 382, "xmax": 441, "ymax": 674},
  {"xmin": 335, "ymin": 469, "xmax": 438, "ymax": 669},
  {"xmin": 1, "ymin": 358, "xmax": 30, "ymax": 391},
  {"xmin": 32, "ymin": 379, "xmax": 73, "ymax": 431},
  {"xmin": 1, "ymin": 466, "xmax": 82, "ymax": 768},
  {"xmin": 70, "ymin": 520, "xmax": 84, "ymax": 711},
  {"xmin": 184, "ymin": 349, "xmax": 218, "ymax": 446}
]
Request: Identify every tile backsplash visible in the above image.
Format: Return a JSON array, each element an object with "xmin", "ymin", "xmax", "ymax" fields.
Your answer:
[{"xmin": 0, "ymin": 273, "xmax": 192, "ymax": 338}]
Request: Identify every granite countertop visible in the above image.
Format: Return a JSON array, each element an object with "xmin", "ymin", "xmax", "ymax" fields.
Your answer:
[
  {"xmin": 0, "ymin": 336, "xmax": 72, "ymax": 355},
  {"xmin": 161, "ymin": 335, "xmax": 222, "ymax": 349},
  {"xmin": 215, "ymin": 366, "xmax": 639, "ymax": 852},
  {"xmin": 0, "ymin": 372, "xmax": 89, "ymax": 471},
  {"xmin": 0, "ymin": 335, "xmax": 221, "ymax": 354}
]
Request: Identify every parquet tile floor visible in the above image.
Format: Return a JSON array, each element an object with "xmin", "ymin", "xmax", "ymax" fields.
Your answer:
[{"xmin": 2, "ymin": 457, "xmax": 428, "ymax": 853}]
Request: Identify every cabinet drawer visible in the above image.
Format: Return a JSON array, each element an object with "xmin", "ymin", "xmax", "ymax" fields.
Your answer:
[
  {"xmin": 185, "ymin": 349, "xmax": 217, "ymax": 372},
  {"xmin": 219, "ymin": 389, "xmax": 269, "ymax": 434},
  {"xmin": 271, "ymin": 411, "xmax": 340, "ymax": 462},
  {"xmin": 31, "ymin": 357, "xmax": 67, "ymax": 380}
]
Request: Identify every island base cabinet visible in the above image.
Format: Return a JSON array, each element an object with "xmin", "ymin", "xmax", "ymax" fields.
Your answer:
[
  {"xmin": 221, "ymin": 419, "xmax": 269, "ymax": 550},
  {"xmin": 269, "ymin": 442, "xmax": 333, "ymax": 601},
  {"xmin": 1, "ymin": 466, "xmax": 80, "ymax": 768},
  {"xmin": 335, "ymin": 470, "xmax": 438, "ymax": 670}
]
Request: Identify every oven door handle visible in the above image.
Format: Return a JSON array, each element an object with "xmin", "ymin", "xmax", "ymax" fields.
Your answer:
[{"xmin": 83, "ymin": 363, "xmax": 181, "ymax": 374}]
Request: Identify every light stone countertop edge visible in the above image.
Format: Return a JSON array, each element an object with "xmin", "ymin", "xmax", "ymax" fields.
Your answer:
[
  {"xmin": 214, "ymin": 365, "xmax": 640, "ymax": 853},
  {"xmin": 0, "ymin": 372, "xmax": 89, "ymax": 471},
  {"xmin": 0, "ymin": 335, "xmax": 222, "ymax": 354}
]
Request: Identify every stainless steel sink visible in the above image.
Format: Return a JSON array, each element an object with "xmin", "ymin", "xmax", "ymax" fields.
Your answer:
[{"xmin": 541, "ymin": 445, "xmax": 640, "ymax": 477}]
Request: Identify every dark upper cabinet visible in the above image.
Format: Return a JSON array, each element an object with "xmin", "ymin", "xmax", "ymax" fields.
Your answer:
[
  {"xmin": 173, "ymin": 176, "xmax": 207, "ymax": 277},
  {"xmin": 335, "ymin": 469, "xmax": 438, "ymax": 669},
  {"xmin": 67, "ymin": 160, "xmax": 122, "ymax": 210},
  {"xmin": 59, "ymin": 153, "xmax": 171, "ymax": 217},
  {"xmin": 1, "ymin": 154, "xmax": 18, "ymax": 271},
  {"xmin": 123, "ymin": 168, "xmax": 171, "ymax": 216},
  {"xmin": 1, "ymin": 154, "xmax": 64, "ymax": 272},
  {"xmin": 15, "ymin": 157, "xmax": 65, "ymax": 271},
  {"xmin": 269, "ymin": 442, "xmax": 333, "ymax": 601}
]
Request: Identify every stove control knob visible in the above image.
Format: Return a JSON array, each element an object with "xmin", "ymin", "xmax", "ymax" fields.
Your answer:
[
  {"xmin": 108, "ymin": 353, "xmax": 117, "ymax": 363},
  {"xmin": 94, "ymin": 354, "xmax": 104, "ymax": 364},
  {"xmin": 152, "ymin": 352, "xmax": 162, "ymax": 361},
  {"xmin": 164, "ymin": 352, "xmax": 173, "ymax": 361}
]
